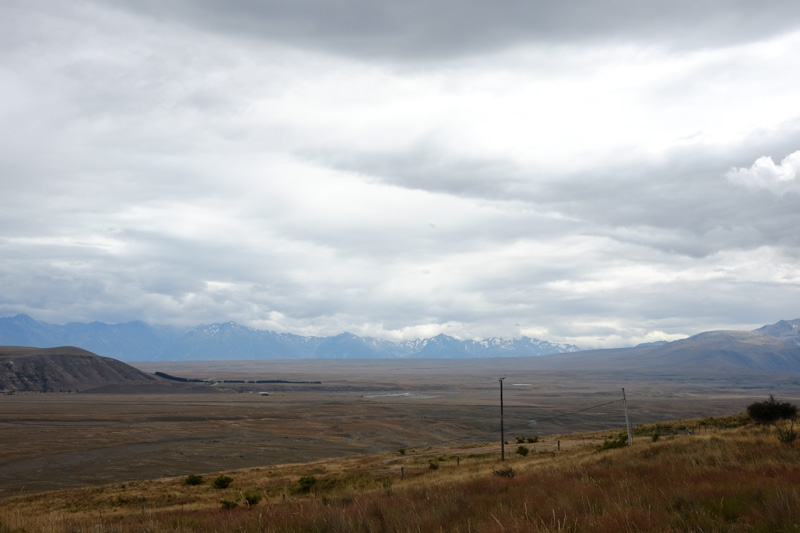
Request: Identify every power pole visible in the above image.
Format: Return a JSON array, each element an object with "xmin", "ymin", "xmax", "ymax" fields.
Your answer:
[
  {"xmin": 622, "ymin": 387, "xmax": 632, "ymax": 446},
  {"xmin": 499, "ymin": 376, "xmax": 506, "ymax": 460}
]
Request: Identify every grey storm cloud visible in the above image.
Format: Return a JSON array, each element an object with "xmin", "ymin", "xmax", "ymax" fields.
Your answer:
[
  {"xmin": 115, "ymin": 0, "xmax": 800, "ymax": 60},
  {"xmin": 2, "ymin": 0, "xmax": 800, "ymax": 347}
]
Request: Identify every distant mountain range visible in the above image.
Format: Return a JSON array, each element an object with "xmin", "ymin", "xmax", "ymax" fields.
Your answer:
[
  {"xmin": 0, "ymin": 314, "xmax": 581, "ymax": 361},
  {"xmin": 2, "ymin": 318, "xmax": 799, "ymax": 392}
]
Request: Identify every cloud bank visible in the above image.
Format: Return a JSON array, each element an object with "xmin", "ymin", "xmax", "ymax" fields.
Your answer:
[{"xmin": 1, "ymin": 1, "xmax": 799, "ymax": 348}]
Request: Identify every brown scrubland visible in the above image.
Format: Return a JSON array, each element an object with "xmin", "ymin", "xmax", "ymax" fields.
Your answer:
[
  {"xmin": 1, "ymin": 357, "xmax": 798, "ymax": 531},
  {"xmin": 1, "ymin": 414, "xmax": 799, "ymax": 532}
]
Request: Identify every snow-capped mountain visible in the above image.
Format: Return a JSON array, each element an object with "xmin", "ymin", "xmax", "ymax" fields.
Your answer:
[{"xmin": 0, "ymin": 314, "xmax": 581, "ymax": 361}]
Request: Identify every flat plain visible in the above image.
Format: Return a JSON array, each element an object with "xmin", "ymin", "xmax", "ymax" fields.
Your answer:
[{"xmin": 1, "ymin": 356, "xmax": 795, "ymax": 497}]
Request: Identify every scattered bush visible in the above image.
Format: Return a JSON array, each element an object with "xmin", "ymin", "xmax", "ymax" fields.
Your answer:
[
  {"xmin": 747, "ymin": 395, "xmax": 798, "ymax": 425},
  {"xmin": 297, "ymin": 475, "xmax": 317, "ymax": 493},
  {"xmin": 493, "ymin": 464, "xmax": 516, "ymax": 478},
  {"xmin": 597, "ymin": 433, "xmax": 628, "ymax": 451},
  {"xmin": 184, "ymin": 474, "xmax": 204, "ymax": 486},
  {"xmin": 527, "ymin": 436, "xmax": 539, "ymax": 443},
  {"xmin": 220, "ymin": 499, "xmax": 238, "ymax": 510},
  {"xmin": 516, "ymin": 445, "xmax": 529, "ymax": 457},
  {"xmin": 428, "ymin": 460, "xmax": 439, "ymax": 470},
  {"xmin": 242, "ymin": 489, "xmax": 262, "ymax": 506},
  {"xmin": 212, "ymin": 475, "xmax": 234, "ymax": 489},
  {"xmin": 397, "ymin": 448, "xmax": 406, "ymax": 455},
  {"xmin": 651, "ymin": 431, "xmax": 660, "ymax": 443}
]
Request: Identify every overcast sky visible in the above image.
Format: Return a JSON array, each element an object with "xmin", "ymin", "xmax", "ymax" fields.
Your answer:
[{"xmin": 2, "ymin": 1, "xmax": 800, "ymax": 348}]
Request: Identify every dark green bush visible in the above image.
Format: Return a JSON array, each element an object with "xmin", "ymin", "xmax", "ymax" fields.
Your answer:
[
  {"xmin": 242, "ymin": 489, "xmax": 262, "ymax": 506},
  {"xmin": 516, "ymin": 445, "xmax": 529, "ymax": 457},
  {"xmin": 297, "ymin": 475, "xmax": 317, "ymax": 493},
  {"xmin": 212, "ymin": 475, "xmax": 234, "ymax": 489},
  {"xmin": 747, "ymin": 395, "xmax": 798, "ymax": 425},
  {"xmin": 597, "ymin": 433, "xmax": 628, "ymax": 451},
  {"xmin": 184, "ymin": 474, "xmax": 204, "ymax": 486},
  {"xmin": 220, "ymin": 499, "xmax": 238, "ymax": 510}
]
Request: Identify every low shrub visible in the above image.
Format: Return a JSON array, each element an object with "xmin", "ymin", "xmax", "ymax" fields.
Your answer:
[
  {"xmin": 597, "ymin": 433, "xmax": 628, "ymax": 451},
  {"xmin": 493, "ymin": 464, "xmax": 516, "ymax": 478},
  {"xmin": 184, "ymin": 474, "xmax": 204, "ymax": 486},
  {"xmin": 297, "ymin": 475, "xmax": 317, "ymax": 493},
  {"xmin": 516, "ymin": 445, "xmax": 529, "ymax": 457},
  {"xmin": 242, "ymin": 490, "xmax": 262, "ymax": 506},
  {"xmin": 212, "ymin": 475, "xmax": 234, "ymax": 489},
  {"xmin": 220, "ymin": 499, "xmax": 238, "ymax": 510}
]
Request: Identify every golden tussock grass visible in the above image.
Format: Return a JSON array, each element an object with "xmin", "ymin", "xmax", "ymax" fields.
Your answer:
[{"xmin": 1, "ymin": 416, "xmax": 799, "ymax": 532}]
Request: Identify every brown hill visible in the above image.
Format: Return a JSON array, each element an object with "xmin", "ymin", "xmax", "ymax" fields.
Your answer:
[
  {"xmin": 530, "ymin": 329, "xmax": 800, "ymax": 376},
  {"xmin": 0, "ymin": 346, "xmax": 215, "ymax": 393},
  {"xmin": 649, "ymin": 330, "xmax": 800, "ymax": 373}
]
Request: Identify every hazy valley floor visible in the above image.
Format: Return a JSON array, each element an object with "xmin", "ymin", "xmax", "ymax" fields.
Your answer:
[{"xmin": 1, "ymin": 357, "xmax": 795, "ymax": 497}]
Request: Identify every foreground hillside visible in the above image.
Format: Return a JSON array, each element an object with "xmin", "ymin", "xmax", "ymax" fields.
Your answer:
[{"xmin": 2, "ymin": 415, "xmax": 799, "ymax": 532}]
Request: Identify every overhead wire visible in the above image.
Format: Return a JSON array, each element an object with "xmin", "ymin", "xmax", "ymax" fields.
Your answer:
[{"xmin": 399, "ymin": 397, "xmax": 625, "ymax": 451}]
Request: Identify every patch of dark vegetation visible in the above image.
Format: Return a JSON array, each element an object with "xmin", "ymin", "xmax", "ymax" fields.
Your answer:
[
  {"xmin": 296, "ymin": 476, "xmax": 317, "ymax": 494},
  {"xmin": 212, "ymin": 475, "xmax": 233, "ymax": 489},
  {"xmin": 747, "ymin": 395, "xmax": 798, "ymax": 425},
  {"xmin": 242, "ymin": 489, "xmax": 262, "ymax": 506},
  {"xmin": 748, "ymin": 395, "xmax": 798, "ymax": 445},
  {"xmin": 493, "ymin": 464, "xmax": 516, "ymax": 478},
  {"xmin": 597, "ymin": 432, "xmax": 628, "ymax": 451},
  {"xmin": 184, "ymin": 474, "xmax": 203, "ymax": 486},
  {"xmin": 154, "ymin": 371, "xmax": 207, "ymax": 383}
]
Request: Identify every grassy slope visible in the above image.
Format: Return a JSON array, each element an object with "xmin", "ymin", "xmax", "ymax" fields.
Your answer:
[{"xmin": 2, "ymin": 415, "xmax": 799, "ymax": 532}]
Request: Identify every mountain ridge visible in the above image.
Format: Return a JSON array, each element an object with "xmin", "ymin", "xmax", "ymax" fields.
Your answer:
[
  {"xmin": 0, "ymin": 314, "xmax": 581, "ymax": 361},
  {"xmin": 526, "ymin": 325, "xmax": 800, "ymax": 376}
]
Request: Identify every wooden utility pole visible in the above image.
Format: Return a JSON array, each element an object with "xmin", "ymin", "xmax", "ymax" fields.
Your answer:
[
  {"xmin": 622, "ymin": 387, "xmax": 632, "ymax": 446},
  {"xmin": 499, "ymin": 376, "xmax": 506, "ymax": 460}
]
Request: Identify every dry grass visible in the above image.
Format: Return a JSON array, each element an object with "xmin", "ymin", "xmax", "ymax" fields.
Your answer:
[
  {"xmin": 2, "ymin": 415, "xmax": 799, "ymax": 532},
  {"xmin": 2, "ymin": 357, "xmax": 787, "ymax": 497}
]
